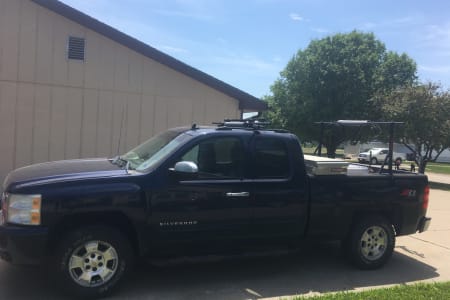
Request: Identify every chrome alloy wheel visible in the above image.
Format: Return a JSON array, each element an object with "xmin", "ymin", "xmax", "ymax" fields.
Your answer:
[
  {"xmin": 360, "ymin": 226, "xmax": 388, "ymax": 261},
  {"xmin": 68, "ymin": 240, "xmax": 119, "ymax": 287}
]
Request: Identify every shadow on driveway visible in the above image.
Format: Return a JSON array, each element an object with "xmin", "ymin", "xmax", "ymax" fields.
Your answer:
[
  {"xmin": 429, "ymin": 181, "xmax": 450, "ymax": 191},
  {"xmin": 0, "ymin": 241, "xmax": 439, "ymax": 300}
]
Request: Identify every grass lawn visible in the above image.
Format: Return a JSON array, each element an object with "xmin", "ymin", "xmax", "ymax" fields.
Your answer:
[
  {"xmin": 426, "ymin": 162, "xmax": 450, "ymax": 175},
  {"xmin": 302, "ymin": 147, "xmax": 320, "ymax": 155},
  {"xmin": 294, "ymin": 281, "xmax": 450, "ymax": 300}
]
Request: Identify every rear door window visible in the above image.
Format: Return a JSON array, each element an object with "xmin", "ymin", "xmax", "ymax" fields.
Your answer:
[{"xmin": 252, "ymin": 138, "xmax": 290, "ymax": 179}]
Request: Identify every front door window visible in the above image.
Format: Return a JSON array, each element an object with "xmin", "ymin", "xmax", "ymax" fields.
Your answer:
[{"xmin": 180, "ymin": 137, "xmax": 245, "ymax": 180}]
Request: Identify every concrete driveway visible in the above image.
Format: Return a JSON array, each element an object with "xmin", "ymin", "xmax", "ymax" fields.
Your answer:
[{"xmin": 1, "ymin": 186, "xmax": 449, "ymax": 299}]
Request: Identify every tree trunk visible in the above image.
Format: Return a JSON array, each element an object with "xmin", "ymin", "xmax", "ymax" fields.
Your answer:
[
  {"xmin": 326, "ymin": 144, "xmax": 337, "ymax": 158},
  {"xmin": 418, "ymin": 160, "xmax": 427, "ymax": 174}
]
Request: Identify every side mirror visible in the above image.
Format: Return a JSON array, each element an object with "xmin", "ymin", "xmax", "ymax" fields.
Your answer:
[
  {"xmin": 174, "ymin": 161, "xmax": 198, "ymax": 173},
  {"xmin": 169, "ymin": 161, "xmax": 198, "ymax": 181}
]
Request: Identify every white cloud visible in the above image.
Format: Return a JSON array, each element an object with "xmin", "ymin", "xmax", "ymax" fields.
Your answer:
[
  {"xmin": 419, "ymin": 65, "xmax": 450, "ymax": 74},
  {"xmin": 211, "ymin": 55, "xmax": 278, "ymax": 72},
  {"xmin": 289, "ymin": 13, "xmax": 304, "ymax": 21},
  {"xmin": 151, "ymin": 0, "xmax": 226, "ymax": 22},
  {"xmin": 358, "ymin": 16, "xmax": 419, "ymax": 31},
  {"xmin": 413, "ymin": 22, "xmax": 450, "ymax": 61},
  {"xmin": 360, "ymin": 22, "xmax": 377, "ymax": 30},
  {"xmin": 422, "ymin": 23, "xmax": 450, "ymax": 48},
  {"xmin": 159, "ymin": 45, "xmax": 189, "ymax": 54},
  {"xmin": 311, "ymin": 27, "xmax": 329, "ymax": 33},
  {"xmin": 392, "ymin": 17, "xmax": 415, "ymax": 24},
  {"xmin": 216, "ymin": 37, "xmax": 228, "ymax": 45},
  {"xmin": 273, "ymin": 55, "xmax": 282, "ymax": 63},
  {"xmin": 154, "ymin": 9, "xmax": 213, "ymax": 21}
]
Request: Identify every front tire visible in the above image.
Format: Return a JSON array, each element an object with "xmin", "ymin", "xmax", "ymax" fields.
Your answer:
[
  {"xmin": 347, "ymin": 216, "xmax": 395, "ymax": 269},
  {"xmin": 53, "ymin": 226, "xmax": 134, "ymax": 298},
  {"xmin": 370, "ymin": 157, "xmax": 378, "ymax": 165}
]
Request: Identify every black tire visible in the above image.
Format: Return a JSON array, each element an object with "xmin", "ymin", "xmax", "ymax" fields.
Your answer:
[
  {"xmin": 52, "ymin": 226, "xmax": 134, "ymax": 298},
  {"xmin": 346, "ymin": 216, "xmax": 395, "ymax": 270},
  {"xmin": 370, "ymin": 157, "xmax": 378, "ymax": 165}
]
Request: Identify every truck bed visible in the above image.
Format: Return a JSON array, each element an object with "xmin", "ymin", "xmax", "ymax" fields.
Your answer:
[{"xmin": 306, "ymin": 172, "xmax": 428, "ymax": 240}]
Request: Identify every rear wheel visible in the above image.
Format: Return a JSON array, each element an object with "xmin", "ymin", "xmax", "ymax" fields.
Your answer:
[
  {"xmin": 346, "ymin": 216, "xmax": 395, "ymax": 269},
  {"xmin": 53, "ymin": 226, "xmax": 134, "ymax": 298}
]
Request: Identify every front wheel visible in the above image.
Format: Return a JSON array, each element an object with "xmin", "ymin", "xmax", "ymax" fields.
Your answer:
[
  {"xmin": 53, "ymin": 226, "xmax": 134, "ymax": 298},
  {"xmin": 370, "ymin": 157, "xmax": 378, "ymax": 165},
  {"xmin": 346, "ymin": 216, "xmax": 395, "ymax": 269}
]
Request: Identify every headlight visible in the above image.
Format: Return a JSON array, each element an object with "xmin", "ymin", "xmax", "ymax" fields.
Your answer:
[{"xmin": 5, "ymin": 194, "xmax": 42, "ymax": 225}]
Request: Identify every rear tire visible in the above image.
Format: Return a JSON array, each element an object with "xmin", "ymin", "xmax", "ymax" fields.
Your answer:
[
  {"xmin": 53, "ymin": 226, "xmax": 134, "ymax": 298},
  {"xmin": 346, "ymin": 216, "xmax": 395, "ymax": 269}
]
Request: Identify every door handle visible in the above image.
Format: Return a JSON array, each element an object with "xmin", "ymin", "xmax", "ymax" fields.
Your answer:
[{"xmin": 226, "ymin": 192, "xmax": 250, "ymax": 197}]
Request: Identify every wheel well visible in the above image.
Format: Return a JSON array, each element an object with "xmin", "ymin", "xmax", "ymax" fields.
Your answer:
[
  {"xmin": 349, "ymin": 211, "xmax": 399, "ymax": 236},
  {"xmin": 46, "ymin": 212, "xmax": 140, "ymax": 256}
]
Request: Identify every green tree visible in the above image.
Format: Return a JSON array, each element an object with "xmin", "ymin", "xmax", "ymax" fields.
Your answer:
[
  {"xmin": 375, "ymin": 83, "xmax": 450, "ymax": 173},
  {"xmin": 265, "ymin": 31, "xmax": 417, "ymax": 157}
]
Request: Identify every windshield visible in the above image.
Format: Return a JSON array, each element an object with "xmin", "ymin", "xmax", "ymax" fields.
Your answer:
[{"xmin": 121, "ymin": 129, "xmax": 192, "ymax": 171}]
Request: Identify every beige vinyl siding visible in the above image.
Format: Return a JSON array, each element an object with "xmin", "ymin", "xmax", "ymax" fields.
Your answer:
[
  {"xmin": 0, "ymin": 82, "xmax": 17, "ymax": 180},
  {"xmin": 0, "ymin": 0, "xmax": 240, "ymax": 184}
]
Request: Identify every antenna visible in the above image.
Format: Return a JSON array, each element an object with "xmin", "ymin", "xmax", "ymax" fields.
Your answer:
[{"xmin": 116, "ymin": 103, "xmax": 127, "ymax": 155}]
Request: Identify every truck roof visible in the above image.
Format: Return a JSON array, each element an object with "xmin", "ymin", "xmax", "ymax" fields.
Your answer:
[{"xmin": 175, "ymin": 120, "xmax": 295, "ymax": 139}]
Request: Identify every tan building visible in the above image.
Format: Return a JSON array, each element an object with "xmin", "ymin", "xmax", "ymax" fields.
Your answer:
[{"xmin": 0, "ymin": 0, "xmax": 266, "ymax": 184}]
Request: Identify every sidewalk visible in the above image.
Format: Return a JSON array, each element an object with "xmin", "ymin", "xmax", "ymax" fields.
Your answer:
[{"xmin": 426, "ymin": 172, "xmax": 450, "ymax": 185}]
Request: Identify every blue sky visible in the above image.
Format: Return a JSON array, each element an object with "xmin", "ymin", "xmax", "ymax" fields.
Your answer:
[{"xmin": 60, "ymin": 0, "xmax": 450, "ymax": 98}]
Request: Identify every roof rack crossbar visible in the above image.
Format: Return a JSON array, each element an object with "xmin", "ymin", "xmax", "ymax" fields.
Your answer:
[{"xmin": 214, "ymin": 119, "xmax": 270, "ymax": 130}]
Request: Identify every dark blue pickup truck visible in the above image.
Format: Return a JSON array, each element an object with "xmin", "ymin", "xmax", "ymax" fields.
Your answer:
[{"xmin": 0, "ymin": 121, "xmax": 431, "ymax": 298}]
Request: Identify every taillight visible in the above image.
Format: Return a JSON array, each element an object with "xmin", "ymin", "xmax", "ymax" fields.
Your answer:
[{"xmin": 423, "ymin": 185, "xmax": 430, "ymax": 209}]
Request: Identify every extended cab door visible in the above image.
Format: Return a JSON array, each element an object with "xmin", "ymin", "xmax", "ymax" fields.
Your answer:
[
  {"xmin": 249, "ymin": 135, "xmax": 309, "ymax": 238},
  {"xmin": 150, "ymin": 135, "xmax": 254, "ymax": 244}
]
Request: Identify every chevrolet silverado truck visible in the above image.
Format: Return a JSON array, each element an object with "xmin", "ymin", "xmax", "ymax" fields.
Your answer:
[{"xmin": 0, "ymin": 120, "xmax": 431, "ymax": 298}]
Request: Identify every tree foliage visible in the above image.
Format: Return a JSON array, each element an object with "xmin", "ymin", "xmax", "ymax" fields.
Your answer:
[
  {"xmin": 265, "ymin": 31, "xmax": 417, "ymax": 157},
  {"xmin": 375, "ymin": 82, "xmax": 450, "ymax": 173}
]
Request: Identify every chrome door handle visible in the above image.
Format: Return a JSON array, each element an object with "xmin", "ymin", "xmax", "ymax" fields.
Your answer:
[{"xmin": 226, "ymin": 192, "xmax": 249, "ymax": 197}]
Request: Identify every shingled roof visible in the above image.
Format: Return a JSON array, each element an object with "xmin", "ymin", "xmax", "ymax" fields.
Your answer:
[{"xmin": 31, "ymin": 0, "xmax": 267, "ymax": 111}]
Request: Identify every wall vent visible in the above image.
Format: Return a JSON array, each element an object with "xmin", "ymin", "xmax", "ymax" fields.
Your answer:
[{"xmin": 67, "ymin": 36, "xmax": 85, "ymax": 61}]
